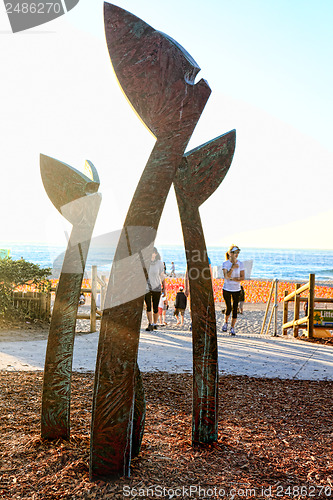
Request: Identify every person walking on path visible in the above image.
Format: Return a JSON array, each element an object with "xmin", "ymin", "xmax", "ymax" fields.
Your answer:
[
  {"xmin": 222, "ymin": 245, "xmax": 245, "ymax": 336},
  {"xmin": 170, "ymin": 261, "xmax": 176, "ymax": 277},
  {"xmin": 174, "ymin": 286, "xmax": 187, "ymax": 326},
  {"xmin": 158, "ymin": 292, "xmax": 168, "ymax": 325},
  {"xmin": 144, "ymin": 247, "xmax": 165, "ymax": 331}
]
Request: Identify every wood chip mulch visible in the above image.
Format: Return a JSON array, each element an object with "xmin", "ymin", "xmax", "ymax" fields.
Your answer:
[{"xmin": 1, "ymin": 372, "xmax": 333, "ymax": 499}]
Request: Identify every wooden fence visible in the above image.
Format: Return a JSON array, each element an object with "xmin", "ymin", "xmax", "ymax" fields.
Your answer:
[
  {"xmin": 282, "ymin": 273, "xmax": 333, "ymax": 338},
  {"xmin": 10, "ymin": 267, "xmax": 106, "ymax": 328},
  {"xmin": 50, "ymin": 266, "xmax": 107, "ymax": 332},
  {"xmin": 13, "ymin": 291, "xmax": 51, "ymax": 320},
  {"xmin": 282, "ymin": 273, "xmax": 314, "ymax": 338},
  {"xmin": 75, "ymin": 267, "xmax": 107, "ymax": 332}
]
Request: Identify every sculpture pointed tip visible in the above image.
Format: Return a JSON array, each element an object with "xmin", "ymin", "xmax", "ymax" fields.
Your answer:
[
  {"xmin": 84, "ymin": 160, "xmax": 100, "ymax": 186},
  {"xmin": 103, "ymin": 3, "xmax": 210, "ymax": 137},
  {"xmin": 104, "ymin": 2, "xmax": 129, "ymax": 19},
  {"xmin": 40, "ymin": 152, "xmax": 49, "ymax": 164},
  {"xmin": 40, "ymin": 155, "xmax": 100, "ymax": 213}
]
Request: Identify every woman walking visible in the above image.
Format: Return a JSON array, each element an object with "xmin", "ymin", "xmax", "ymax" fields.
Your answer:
[
  {"xmin": 144, "ymin": 247, "xmax": 165, "ymax": 331},
  {"xmin": 222, "ymin": 245, "xmax": 245, "ymax": 336}
]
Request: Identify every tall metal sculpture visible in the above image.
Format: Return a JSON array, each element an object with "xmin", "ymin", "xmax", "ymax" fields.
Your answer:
[
  {"xmin": 40, "ymin": 155, "xmax": 101, "ymax": 439},
  {"xmin": 90, "ymin": 3, "xmax": 236, "ymax": 479},
  {"xmin": 174, "ymin": 131, "xmax": 236, "ymax": 444}
]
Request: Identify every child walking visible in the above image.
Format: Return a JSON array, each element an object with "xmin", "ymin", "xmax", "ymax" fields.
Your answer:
[{"xmin": 158, "ymin": 292, "xmax": 168, "ymax": 326}]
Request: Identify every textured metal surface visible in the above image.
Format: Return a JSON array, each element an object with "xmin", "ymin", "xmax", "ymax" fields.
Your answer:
[
  {"xmin": 40, "ymin": 154, "xmax": 101, "ymax": 439},
  {"xmin": 90, "ymin": 3, "xmax": 211, "ymax": 479},
  {"xmin": 174, "ymin": 131, "xmax": 236, "ymax": 444},
  {"xmin": 132, "ymin": 364, "xmax": 146, "ymax": 458}
]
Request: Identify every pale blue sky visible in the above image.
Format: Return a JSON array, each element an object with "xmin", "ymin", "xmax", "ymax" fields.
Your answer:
[{"xmin": 0, "ymin": 0, "xmax": 332, "ymax": 249}]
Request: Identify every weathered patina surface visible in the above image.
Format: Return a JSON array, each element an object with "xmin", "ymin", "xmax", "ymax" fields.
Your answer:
[
  {"xmin": 90, "ymin": 3, "xmax": 211, "ymax": 479},
  {"xmin": 40, "ymin": 155, "xmax": 101, "ymax": 439},
  {"xmin": 174, "ymin": 131, "xmax": 236, "ymax": 444}
]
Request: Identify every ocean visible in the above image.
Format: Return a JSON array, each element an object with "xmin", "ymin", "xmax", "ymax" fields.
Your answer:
[{"xmin": 1, "ymin": 243, "xmax": 333, "ymax": 284}]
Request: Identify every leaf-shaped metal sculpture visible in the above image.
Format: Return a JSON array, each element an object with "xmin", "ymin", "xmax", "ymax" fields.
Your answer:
[
  {"xmin": 90, "ymin": 3, "xmax": 211, "ymax": 479},
  {"xmin": 174, "ymin": 130, "xmax": 236, "ymax": 443},
  {"xmin": 104, "ymin": 4, "xmax": 203, "ymax": 138},
  {"xmin": 40, "ymin": 154, "xmax": 101, "ymax": 439}
]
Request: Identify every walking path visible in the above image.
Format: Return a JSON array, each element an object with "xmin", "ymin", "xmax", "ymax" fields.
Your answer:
[{"xmin": 1, "ymin": 323, "xmax": 333, "ymax": 380}]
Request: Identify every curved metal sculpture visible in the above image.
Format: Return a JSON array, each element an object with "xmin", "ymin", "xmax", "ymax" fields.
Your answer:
[
  {"xmin": 40, "ymin": 155, "xmax": 101, "ymax": 439},
  {"xmin": 90, "ymin": 3, "xmax": 211, "ymax": 479},
  {"xmin": 174, "ymin": 131, "xmax": 236, "ymax": 444}
]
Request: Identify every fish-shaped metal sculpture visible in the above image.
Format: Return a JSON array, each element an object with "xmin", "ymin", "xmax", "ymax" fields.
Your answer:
[
  {"xmin": 40, "ymin": 154, "xmax": 101, "ymax": 439},
  {"xmin": 174, "ymin": 130, "xmax": 236, "ymax": 444},
  {"xmin": 130, "ymin": 132, "xmax": 236, "ymax": 449},
  {"xmin": 90, "ymin": 3, "xmax": 211, "ymax": 479}
]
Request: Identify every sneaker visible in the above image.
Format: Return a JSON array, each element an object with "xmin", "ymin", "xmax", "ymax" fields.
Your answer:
[
  {"xmin": 153, "ymin": 324, "xmax": 158, "ymax": 330},
  {"xmin": 230, "ymin": 327, "xmax": 236, "ymax": 336},
  {"xmin": 145, "ymin": 324, "xmax": 153, "ymax": 331},
  {"xmin": 222, "ymin": 323, "xmax": 228, "ymax": 332}
]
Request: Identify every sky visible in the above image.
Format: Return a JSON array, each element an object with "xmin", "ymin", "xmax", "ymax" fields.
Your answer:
[{"xmin": 0, "ymin": 0, "xmax": 332, "ymax": 251}]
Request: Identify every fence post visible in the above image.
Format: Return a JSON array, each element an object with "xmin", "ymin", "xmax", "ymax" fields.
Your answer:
[
  {"xmin": 282, "ymin": 290, "xmax": 288, "ymax": 335},
  {"xmin": 91, "ymin": 266, "xmax": 97, "ymax": 332},
  {"xmin": 273, "ymin": 279, "xmax": 278, "ymax": 336},
  {"xmin": 47, "ymin": 291, "xmax": 51, "ymax": 319},
  {"xmin": 307, "ymin": 273, "xmax": 315, "ymax": 338},
  {"xmin": 26, "ymin": 291, "xmax": 33, "ymax": 316},
  {"xmin": 101, "ymin": 275, "xmax": 107, "ymax": 311},
  {"xmin": 260, "ymin": 279, "xmax": 275, "ymax": 335},
  {"xmin": 293, "ymin": 284, "xmax": 300, "ymax": 338},
  {"xmin": 40, "ymin": 292, "xmax": 47, "ymax": 320}
]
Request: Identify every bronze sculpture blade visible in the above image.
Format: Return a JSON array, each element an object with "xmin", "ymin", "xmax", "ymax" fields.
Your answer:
[
  {"xmin": 90, "ymin": 3, "xmax": 211, "ymax": 479},
  {"xmin": 174, "ymin": 130, "xmax": 236, "ymax": 444},
  {"xmin": 103, "ymin": 3, "xmax": 202, "ymax": 138},
  {"xmin": 40, "ymin": 154, "xmax": 101, "ymax": 439}
]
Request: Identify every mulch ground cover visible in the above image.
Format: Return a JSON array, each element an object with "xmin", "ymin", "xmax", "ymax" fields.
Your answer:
[{"xmin": 1, "ymin": 372, "xmax": 333, "ymax": 499}]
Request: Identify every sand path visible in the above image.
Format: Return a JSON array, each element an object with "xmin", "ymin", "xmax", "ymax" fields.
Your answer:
[{"xmin": 1, "ymin": 305, "xmax": 333, "ymax": 380}]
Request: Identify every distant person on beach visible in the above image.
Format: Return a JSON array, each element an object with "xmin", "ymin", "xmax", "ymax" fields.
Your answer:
[
  {"xmin": 79, "ymin": 293, "xmax": 85, "ymax": 305},
  {"xmin": 144, "ymin": 247, "xmax": 165, "ymax": 331},
  {"xmin": 163, "ymin": 262, "xmax": 167, "ymax": 274},
  {"xmin": 158, "ymin": 292, "xmax": 168, "ymax": 326},
  {"xmin": 238, "ymin": 285, "xmax": 245, "ymax": 314},
  {"xmin": 170, "ymin": 261, "xmax": 176, "ymax": 277},
  {"xmin": 174, "ymin": 286, "xmax": 187, "ymax": 326},
  {"xmin": 222, "ymin": 245, "xmax": 245, "ymax": 336}
]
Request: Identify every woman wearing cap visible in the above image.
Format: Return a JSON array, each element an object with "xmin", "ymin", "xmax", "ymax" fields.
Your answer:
[{"xmin": 222, "ymin": 245, "xmax": 245, "ymax": 335}]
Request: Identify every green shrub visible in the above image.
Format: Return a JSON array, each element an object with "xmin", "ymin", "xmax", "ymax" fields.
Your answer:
[{"xmin": 0, "ymin": 257, "xmax": 52, "ymax": 320}]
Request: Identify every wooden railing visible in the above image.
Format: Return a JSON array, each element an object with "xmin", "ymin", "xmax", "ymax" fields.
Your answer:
[
  {"xmin": 51, "ymin": 266, "xmax": 107, "ymax": 332},
  {"xmin": 282, "ymin": 274, "xmax": 315, "ymax": 338}
]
